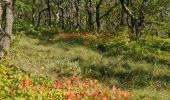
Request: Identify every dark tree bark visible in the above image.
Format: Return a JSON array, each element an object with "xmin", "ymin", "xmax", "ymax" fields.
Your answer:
[
  {"xmin": 120, "ymin": 0, "xmax": 147, "ymax": 37},
  {"xmin": 58, "ymin": 6, "xmax": 64, "ymax": 29},
  {"xmin": 46, "ymin": 0, "xmax": 52, "ymax": 26},
  {"xmin": 85, "ymin": 0, "xmax": 94, "ymax": 31},
  {"xmin": 12, "ymin": 0, "xmax": 16, "ymax": 11},
  {"xmin": 0, "ymin": 3, "xmax": 3, "ymax": 29},
  {"xmin": 60, "ymin": 7, "xmax": 64, "ymax": 29},
  {"xmin": 96, "ymin": 0, "xmax": 103, "ymax": 32},
  {"xmin": 120, "ymin": 9, "xmax": 125, "ymax": 26},
  {"xmin": 37, "ymin": 8, "xmax": 48, "ymax": 27},
  {"xmin": 32, "ymin": 0, "xmax": 36, "ymax": 26},
  {"xmin": 74, "ymin": 0, "xmax": 80, "ymax": 29}
]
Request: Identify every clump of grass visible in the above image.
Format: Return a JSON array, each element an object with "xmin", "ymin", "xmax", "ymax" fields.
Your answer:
[{"xmin": 132, "ymin": 88, "xmax": 170, "ymax": 100}]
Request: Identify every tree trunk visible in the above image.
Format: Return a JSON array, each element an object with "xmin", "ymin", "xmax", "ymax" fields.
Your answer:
[
  {"xmin": 37, "ymin": 8, "xmax": 48, "ymax": 27},
  {"xmin": 59, "ymin": 7, "xmax": 64, "ymax": 29},
  {"xmin": 120, "ymin": 0, "xmax": 142, "ymax": 37},
  {"xmin": 96, "ymin": 0, "xmax": 103, "ymax": 32},
  {"xmin": 120, "ymin": 9, "xmax": 124, "ymax": 26},
  {"xmin": 0, "ymin": 2, "xmax": 4, "ymax": 58},
  {"xmin": 0, "ymin": 0, "xmax": 13, "ymax": 50},
  {"xmin": 85, "ymin": 0, "xmax": 94, "ymax": 31},
  {"xmin": 74, "ymin": 0, "xmax": 80, "ymax": 29},
  {"xmin": 32, "ymin": 0, "xmax": 36, "ymax": 26},
  {"xmin": 0, "ymin": 2, "xmax": 3, "ymax": 38},
  {"xmin": 46, "ymin": 0, "xmax": 51, "ymax": 26},
  {"xmin": 0, "ymin": 0, "xmax": 14, "ymax": 59},
  {"xmin": 4, "ymin": 0, "xmax": 13, "ymax": 50},
  {"xmin": 0, "ymin": 3, "xmax": 3, "ymax": 30}
]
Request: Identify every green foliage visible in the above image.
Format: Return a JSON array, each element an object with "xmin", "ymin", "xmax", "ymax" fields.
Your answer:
[
  {"xmin": 0, "ymin": 64, "xmax": 132, "ymax": 99},
  {"xmin": 0, "ymin": 64, "xmax": 65, "ymax": 99},
  {"xmin": 95, "ymin": 34, "xmax": 170, "ymax": 65},
  {"xmin": 13, "ymin": 19, "xmax": 40, "ymax": 35},
  {"xmin": 15, "ymin": 0, "xmax": 32, "ymax": 13},
  {"xmin": 9, "ymin": 33, "xmax": 170, "ymax": 89},
  {"xmin": 132, "ymin": 88, "xmax": 170, "ymax": 100},
  {"xmin": 5, "ymin": 31, "xmax": 170, "ymax": 99},
  {"xmin": 3, "ymin": 0, "xmax": 170, "ymax": 98}
]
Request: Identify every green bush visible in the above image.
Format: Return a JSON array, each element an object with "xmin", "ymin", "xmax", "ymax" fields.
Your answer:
[
  {"xmin": 13, "ymin": 19, "xmax": 39, "ymax": 35},
  {"xmin": 95, "ymin": 34, "xmax": 170, "ymax": 65}
]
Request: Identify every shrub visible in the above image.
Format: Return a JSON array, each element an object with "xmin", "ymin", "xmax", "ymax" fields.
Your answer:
[{"xmin": 0, "ymin": 64, "xmax": 132, "ymax": 99}]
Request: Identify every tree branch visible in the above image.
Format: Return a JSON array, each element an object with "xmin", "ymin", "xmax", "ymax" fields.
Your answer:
[{"xmin": 99, "ymin": 3, "xmax": 118, "ymax": 20}]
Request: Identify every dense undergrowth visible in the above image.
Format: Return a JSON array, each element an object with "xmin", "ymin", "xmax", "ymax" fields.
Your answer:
[
  {"xmin": 0, "ymin": 64, "xmax": 132, "ymax": 99},
  {"xmin": 1, "ymin": 21, "xmax": 169, "ymax": 99},
  {"xmin": 9, "ymin": 36, "xmax": 169, "ymax": 98}
]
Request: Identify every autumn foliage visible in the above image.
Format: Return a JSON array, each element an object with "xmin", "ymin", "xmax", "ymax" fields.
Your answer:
[
  {"xmin": 0, "ymin": 64, "xmax": 132, "ymax": 99},
  {"xmin": 18, "ymin": 76, "xmax": 132, "ymax": 99}
]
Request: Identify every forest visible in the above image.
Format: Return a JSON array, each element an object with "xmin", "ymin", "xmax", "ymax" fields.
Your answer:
[{"xmin": 0, "ymin": 0, "xmax": 170, "ymax": 99}]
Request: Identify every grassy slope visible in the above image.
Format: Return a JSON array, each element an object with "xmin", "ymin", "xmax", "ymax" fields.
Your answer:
[
  {"xmin": 5, "ymin": 33, "xmax": 170, "ymax": 99},
  {"xmin": 9, "ymin": 34, "xmax": 103, "ymax": 77}
]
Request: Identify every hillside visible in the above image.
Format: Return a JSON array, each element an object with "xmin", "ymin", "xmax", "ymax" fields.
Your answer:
[
  {"xmin": 0, "ymin": 32, "xmax": 169, "ymax": 99},
  {"xmin": 0, "ymin": 0, "xmax": 170, "ymax": 99}
]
